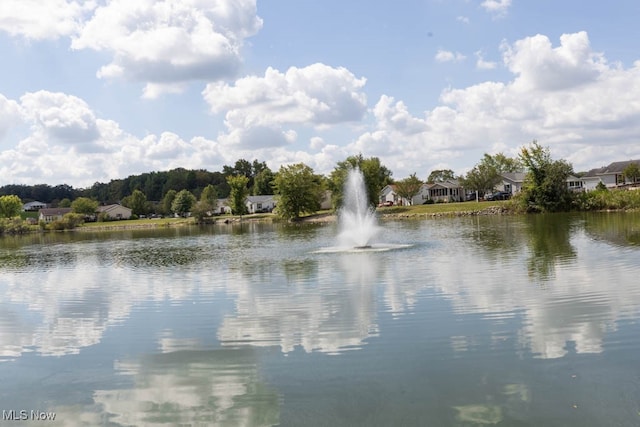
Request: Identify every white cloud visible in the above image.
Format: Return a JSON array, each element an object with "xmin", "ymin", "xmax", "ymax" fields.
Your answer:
[
  {"xmin": 435, "ymin": 49, "xmax": 466, "ymax": 63},
  {"xmin": 0, "ymin": 94, "xmax": 21, "ymax": 142},
  {"xmin": 457, "ymin": 16, "xmax": 470, "ymax": 24},
  {"xmin": 480, "ymin": 0, "xmax": 512, "ymax": 17},
  {"xmin": 203, "ymin": 63, "xmax": 367, "ymax": 152},
  {"xmin": 20, "ymin": 91, "xmax": 100, "ymax": 145},
  {"xmin": 71, "ymin": 0, "xmax": 263, "ymax": 97},
  {"xmin": 350, "ymin": 31, "xmax": 640, "ymax": 178},
  {"xmin": 475, "ymin": 51, "xmax": 497, "ymax": 70},
  {"xmin": 502, "ymin": 31, "xmax": 607, "ymax": 91},
  {"xmin": 0, "ymin": 0, "xmax": 94, "ymax": 40},
  {"xmin": 203, "ymin": 63, "xmax": 368, "ymax": 128}
]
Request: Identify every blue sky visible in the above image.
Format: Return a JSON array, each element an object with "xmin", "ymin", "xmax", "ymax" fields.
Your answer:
[{"xmin": 1, "ymin": 0, "xmax": 640, "ymax": 188}]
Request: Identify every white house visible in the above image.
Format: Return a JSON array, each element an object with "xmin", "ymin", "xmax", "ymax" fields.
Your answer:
[
  {"xmin": 246, "ymin": 195, "xmax": 276, "ymax": 214},
  {"xmin": 23, "ymin": 201, "xmax": 47, "ymax": 211},
  {"xmin": 97, "ymin": 204, "xmax": 132, "ymax": 220},
  {"xmin": 380, "ymin": 180, "xmax": 465, "ymax": 205}
]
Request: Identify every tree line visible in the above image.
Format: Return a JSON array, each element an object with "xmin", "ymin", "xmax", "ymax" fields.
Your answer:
[{"xmin": 3, "ymin": 141, "xmax": 639, "ymax": 222}]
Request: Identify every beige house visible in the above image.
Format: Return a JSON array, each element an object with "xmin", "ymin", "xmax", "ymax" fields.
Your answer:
[
  {"xmin": 39, "ymin": 208, "xmax": 73, "ymax": 223},
  {"xmin": 97, "ymin": 204, "xmax": 132, "ymax": 220}
]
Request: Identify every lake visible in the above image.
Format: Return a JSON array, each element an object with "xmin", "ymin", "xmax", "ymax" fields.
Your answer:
[{"xmin": 1, "ymin": 212, "xmax": 640, "ymax": 426}]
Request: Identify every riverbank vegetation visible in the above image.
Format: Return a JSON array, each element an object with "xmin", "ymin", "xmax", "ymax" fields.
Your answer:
[{"xmin": 2, "ymin": 141, "xmax": 640, "ymax": 236}]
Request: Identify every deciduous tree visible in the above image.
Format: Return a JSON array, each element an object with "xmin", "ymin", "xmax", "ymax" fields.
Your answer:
[
  {"xmin": 426, "ymin": 169, "xmax": 455, "ymax": 183},
  {"xmin": 329, "ymin": 154, "xmax": 392, "ymax": 209},
  {"xmin": 71, "ymin": 197, "xmax": 99, "ymax": 215},
  {"xmin": 273, "ymin": 163, "xmax": 324, "ymax": 220},
  {"xmin": 171, "ymin": 190, "xmax": 196, "ymax": 217},
  {"xmin": 0, "ymin": 195, "xmax": 22, "ymax": 218},
  {"xmin": 394, "ymin": 174, "xmax": 423, "ymax": 205},
  {"xmin": 226, "ymin": 175, "xmax": 249, "ymax": 215},
  {"xmin": 518, "ymin": 141, "xmax": 574, "ymax": 212}
]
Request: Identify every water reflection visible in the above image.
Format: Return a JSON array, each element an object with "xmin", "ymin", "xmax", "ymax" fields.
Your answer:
[
  {"xmin": 218, "ymin": 252, "xmax": 381, "ymax": 354},
  {"xmin": 53, "ymin": 348, "xmax": 280, "ymax": 426},
  {"xmin": 583, "ymin": 211, "xmax": 640, "ymax": 247},
  {"xmin": 524, "ymin": 214, "xmax": 577, "ymax": 281}
]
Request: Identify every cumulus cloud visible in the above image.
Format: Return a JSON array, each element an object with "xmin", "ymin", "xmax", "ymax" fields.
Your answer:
[
  {"xmin": 0, "ymin": 95, "xmax": 22, "ymax": 143},
  {"xmin": 70, "ymin": 0, "xmax": 263, "ymax": 97},
  {"xmin": 480, "ymin": 0, "xmax": 511, "ymax": 17},
  {"xmin": 20, "ymin": 91, "xmax": 100, "ymax": 145},
  {"xmin": 351, "ymin": 31, "xmax": 640, "ymax": 178},
  {"xmin": 435, "ymin": 49, "xmax": 466, "ymax": 63},
  {"xmin": 0, "ymin": 0, "xmax": 94, "ymax": 40},
  {"xmin": 502, "ymin": 31, "xmax": 607, "ymax": 91},
  {"xmin": 203, "ymin": 63, "xmax": 368, "ymax": 128},
  {"xmin": 475, "ymin": 51, "xmax": 497, "ymax": 70},
  {"xmin": 202, "ymin": 63, "xmax": 367, "ymax": 151}
]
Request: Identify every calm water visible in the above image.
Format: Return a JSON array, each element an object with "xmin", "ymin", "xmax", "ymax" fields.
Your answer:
[{"xmin": 1, "ymin": 213, "xmax": 640, "ymax": 426}]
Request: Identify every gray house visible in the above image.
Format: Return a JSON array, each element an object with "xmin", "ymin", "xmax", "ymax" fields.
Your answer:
[{"xmin": 581, "ymin": 159, "xmax": 640, "ymax": 191}]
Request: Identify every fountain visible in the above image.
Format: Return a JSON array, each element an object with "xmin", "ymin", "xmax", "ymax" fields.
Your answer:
[
  {"xmin": 314, "ymin": 167, "xmax": 412, "ymax": 254},
  {"xmin": 337, "ymin": 167, "xmax": 381, "ymax": 249}
]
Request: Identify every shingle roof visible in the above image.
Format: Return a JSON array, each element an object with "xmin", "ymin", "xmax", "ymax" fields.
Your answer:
[{"xmin": 39, "ymin": 207, "xmax": 72, "ymax": 216}]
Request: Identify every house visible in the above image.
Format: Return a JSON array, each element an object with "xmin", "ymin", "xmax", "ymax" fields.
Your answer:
[
  {"xmin": 566, "ymin": 175, "xmax": 584, "ymax": 192},
  {"xmin": 379, "ymin": 180, "xmax": 465, "ymax": 205},
  {"xmin": 39, "ymin": 207, "xmax": 72, "ymax": 223},
  {"xmin": 23, "ymin": 201, "xmax": 47, "ymax": 211},
  {"xmin": 379, "ymin": 185, "xmax": 398, "ymax": 205},
  {"xmin": 97, "ymin": 204, "xmax": 132, "ymax": 220},
  {"xmin": 319, "ymin": 190, "xmax": 332, "ymax": 210},
  {"xmin": 216, "ymin": 199, "xmax": 232, "ymax": 214},
  {"xmin": 425, "ymin": 179, "xmax": 465, "ymax": 203},
  {"xmin": 581, "ymin": 159, "xmax": 640, "ymax": 191},
  {"xmin": 499, "ymin": 172, "xmax": 526, "ymax": 196},
  {"xmin": 246, "ymin": 195, "xmax": 276, "ymax": 214}
]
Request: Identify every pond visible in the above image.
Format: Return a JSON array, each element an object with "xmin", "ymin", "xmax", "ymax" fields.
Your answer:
[{"xmin": 1, "ymin": 212, "xmax": 639, "ymax": 426}]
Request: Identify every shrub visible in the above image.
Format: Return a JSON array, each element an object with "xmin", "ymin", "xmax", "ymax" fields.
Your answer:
[{"xmin": 0, "ymin": 218, "xmax": 30, "ymax": 235}]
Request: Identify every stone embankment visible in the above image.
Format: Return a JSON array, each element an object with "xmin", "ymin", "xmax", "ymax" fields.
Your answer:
[{"xmin": 380, "ymin": 205, "xmax": 511, "ymax": 219}]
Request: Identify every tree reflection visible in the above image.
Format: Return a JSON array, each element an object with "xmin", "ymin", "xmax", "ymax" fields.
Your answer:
[
  {"xmin": 583, "ymin": 212, "xmax": 640, "ymax": 247},
  {"xmin": 524, "ymin": 214, "xmax": 577, "ymax": 281}
]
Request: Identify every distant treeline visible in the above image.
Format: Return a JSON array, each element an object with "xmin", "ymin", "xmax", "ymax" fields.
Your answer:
[{"xmin": 0, "ymin": 159, "xmax": 273, "ymax": 205}]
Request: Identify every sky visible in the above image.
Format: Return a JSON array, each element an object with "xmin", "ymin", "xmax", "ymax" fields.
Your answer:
[{"xmin": 1, "ymin": 0, "xmax": 640, "ymax": 188}]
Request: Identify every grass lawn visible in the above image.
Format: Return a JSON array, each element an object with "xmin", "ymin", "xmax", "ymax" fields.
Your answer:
[{"xmin": 377, "ymin": 200, "xmax": 507, "ymax": 216}]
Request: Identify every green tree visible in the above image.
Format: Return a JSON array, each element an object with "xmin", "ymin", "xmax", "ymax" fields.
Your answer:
[
  {"xmin": 161, "ymin": 189, "xmax": 177, "ymax": 215},
  {"xmin": 427, "ymin": 169, "xmax": 456, "ymax": 183},
  {"xmin": 0, "ymin": 195, "xmax": 22, "ymax": 218},
  {"xmin": 121, "ymin": 189, "xmax": 148, "ymax": 216},
  {"xmin": 171, "ymin": 190, "xmax": 196, "ymax": 217},
  {"xmin": 58, "ymin": 198, "xmax": 72, "ymax": 208},
  {"xmin": 461, "ymin": 153, "xmax": 522, "ymax": 196},
  {"xmin": 253, "ymin": 167, "xmax": 275, "ymax": 195},
  {"xmin": 623, "ymin": 162, "xmax": 640, "ymax": 184},
  {"xmin": 518, "ymin": 141, "xmax": 574, "ymax": 212},
  {"xmin": 273, "ymin": 163, "xmax": 324, "ymax": 220},
  {"xmin": 200, "ymin": 184, "xmax": 218, "ymax": 211},
  {"xmin": 226, "ymin": 175, "xmax": 249, "ymax": 215},
  {"xmin": 481, "ymin": 153, "xmax": 523, "ymax": 174},
  {"xmin": 71, "ymin": 197, "xmax": 99, "ymax": 215},
  {"xmin": 394, "ymin": 173, "xmax": 423, "ymax": 205},
  {"xmin": 329, "ymin": 154, "xmax": 392, "ymax": 209}
]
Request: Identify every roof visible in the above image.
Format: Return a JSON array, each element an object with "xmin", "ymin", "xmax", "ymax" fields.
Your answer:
[
  {"xmin": 601, "ymin": 159, "xmax": 640, "ymax": 174},
  {"xmin": 427, "ymin": 179, "xmax": 462, "ymax": 189},
  {"xmin": 39, "ymin": 207, "xmax": 72, "ymax": 216},
  {"xmin": 246, "ymin": 195, "xmax": 275, "ymax": 203},
  {"xmin": 501, "ymin": 172, "xmax": 526, "ymax": 183},
  {"xmin": 97, "ymin": 204, "xmax": 131, "ymax": 213},
  {"xmin": 584, "ymin": 160, "xmax": 640, "ymax": 177}
]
